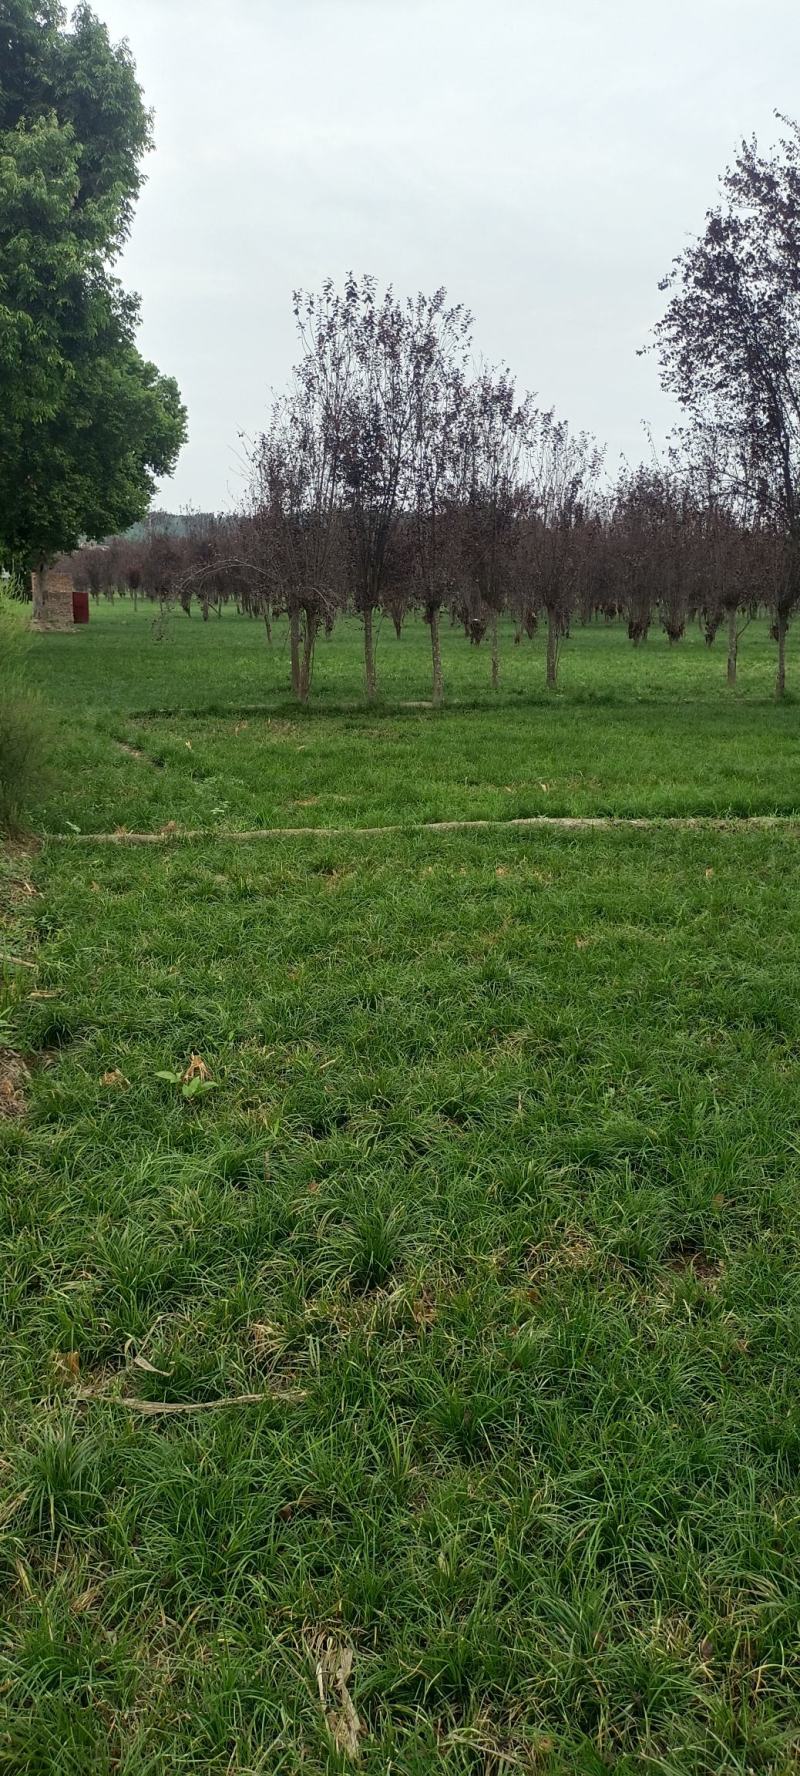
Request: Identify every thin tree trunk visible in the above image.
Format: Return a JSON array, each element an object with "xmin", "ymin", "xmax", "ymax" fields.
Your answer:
[
  {"xmin": 263, "ymin": 606, "xmax": 272, "ymax": 645},
  {"xmin": 289, "ymin": 604, "xmax": 301, "ymax": 699},
  {"xmin": 363, "ymin": 605, "xmax": 377, "ymax": 702},
  {"xmin": 726, "ymin": 607, "xmax": 738, "ymax": 687},
  {"xmin": 546, "ymin": 609, "xmax": 559, "ymax": 688},
  {"xmin": 776, "ymin": 612, "xmax": 788, "ymax": 699},
  {"xmin": 490, "ymin": 610, "xmax": 499, "ymax": 690},
  {"xmin": 430, "ymin": 606, "xmax": 443, "ymax": 706},
  {"xmin": 298, "ymin": 612, "xmax": 317, "ymax": 704}
]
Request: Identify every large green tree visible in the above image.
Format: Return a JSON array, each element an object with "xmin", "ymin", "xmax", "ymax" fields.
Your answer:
[{"xmin": 0, "ymin": 1, "xmax": 186, "ymax": 571}]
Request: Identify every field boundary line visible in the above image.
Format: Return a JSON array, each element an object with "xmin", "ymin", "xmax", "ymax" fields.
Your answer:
[{"xmin": 43, "ymin": 814, "xmax": 800, "ymax": 846}]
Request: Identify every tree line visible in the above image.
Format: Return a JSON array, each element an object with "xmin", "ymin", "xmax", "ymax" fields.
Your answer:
[
  {"xmin": 65, "ymin": 112, "xmax": 800, "ymax": 702},
  {"xmin": 5, "ymin": 2, "xmax": 797, "ymax": 705},
  {"xmin": 71, "ymin": 443, "xmax": 792, "ymax": 702}
]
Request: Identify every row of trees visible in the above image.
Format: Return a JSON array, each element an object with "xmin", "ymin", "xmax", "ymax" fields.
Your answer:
[
  {"xmin": 71, "ymin": 455, "xmax": 794, "ymax": 701},
  {"xmin": 59, "ymin": 109, "xmax": 800, "ymax": 701}
]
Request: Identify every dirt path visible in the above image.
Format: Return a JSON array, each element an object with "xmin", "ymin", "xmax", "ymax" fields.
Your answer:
[{"xmin": 44, "ymin": 813, "xmax": 800, "ymax": 846}]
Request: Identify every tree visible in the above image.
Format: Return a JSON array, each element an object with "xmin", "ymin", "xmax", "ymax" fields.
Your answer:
[
  {"xmin": 460, "ymin": 367, "xmax": 528, "ymax": 690},
  {"xmin": 289, "ymin": 277, "xmax": 474, "ymax": 702},
  {"xmin": 248, "ymin": 384, "xmax": 345, "ymax": 702},
  {"xmin": 653, "ymin": 117, "xmax": 800, "ymax": 695},
  {"xmin": 680, "ymin": 423, "xmax": 755, "ymax": 686},
  {"xmin": 332, "ymin": 276, "xmax": 415, "ymax": 702},
  {"xmin": 612, "ymin": 465, "xmax": 679, "ymax": 650},
  {"xmin": 0, "ymin": 1, "xmax": 186, "ymax": 575},
  {"xmin": 406, "ymin": 294, "xmax": 471, "ymax": 704},
  {"xmin": 522, "ymin": 411, "xmax": 602, "ymax": 688}
]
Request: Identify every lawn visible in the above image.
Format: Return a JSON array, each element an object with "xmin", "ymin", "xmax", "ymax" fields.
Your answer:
[
  {"xmin": 2, "ymin": 606, "xmax": 800, "ymax": 1773},
  {"xmin": 22, "ymin": 602, "xmax": 800, "ymax": 834}
]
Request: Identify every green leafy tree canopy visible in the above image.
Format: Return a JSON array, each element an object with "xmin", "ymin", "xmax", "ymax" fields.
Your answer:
[{"xmin": 0, "ymin": 1, "xmax": 186, "ymax": 570}]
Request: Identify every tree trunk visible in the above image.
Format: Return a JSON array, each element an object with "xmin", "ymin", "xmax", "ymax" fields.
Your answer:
[
  {"xmin": 726, "ymin": 607, "xmax": 738, "ymax": 687},
  {"xmin": 546, "ymin": 609, "xmax": 559, "ymax": 688},
  {"xmin": 289, "ymin": 605, "xmax": 302, "ymax": 699},
  {"xmin": 363, "ymin": 605, "xmax": 377, "ymax": 702},
  {"xmin": 263, "ymin": 608, "xmax": 272, "ymax": 645},
  {"xmin": 430, "ymin": 606, "xmax": 443, "ymax": 706},
  {"xmin": 298, "ymin": 612, "xmax": 317, "ymax": 704},
  {"xmin": 776, "ymin": 612, "xmax": 788, "ymax": 700},
  {"xmin": 490, "ymin": 610, "xmax": 499, "ymax": 690}
]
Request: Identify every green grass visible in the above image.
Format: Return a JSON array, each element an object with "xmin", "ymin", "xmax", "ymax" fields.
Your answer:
[
  {"xmin": 0, "ymin": 598, "xmax": 53, "ymax": 835},
  {"xmin": 2, "ymin": 607, "xmax": 800, "ymax": 1772},
  {"xmin": 23, "ymin": 602, "xmax": 800, "ymax": 833}
]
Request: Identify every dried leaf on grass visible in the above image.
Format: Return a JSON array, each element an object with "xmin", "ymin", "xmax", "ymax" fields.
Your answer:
[
  {"xmin": 313, "ymin": 1635, "xmax": 363, "ymax": 1761},
  {"xmin": 54, "ymin": 1350, "xmax": 80, "ymax": 1383},
  {"xmin": 182, "ymin": 1053, "xmax": 212, "ymax": 1083},
  {"xmin": 101, "ymin": 1068, "xmax": 129, "ymax": 1087}
]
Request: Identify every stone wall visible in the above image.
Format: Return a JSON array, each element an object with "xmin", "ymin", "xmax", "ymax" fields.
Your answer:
[{"xmin": 31, "ymin": 569, "xmax": 75, "ymax": 632}]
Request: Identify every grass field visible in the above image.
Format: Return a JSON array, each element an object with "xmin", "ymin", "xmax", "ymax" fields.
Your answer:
[
  {"xmin": 21, "ymin": 602, "xmax": 800, "ymax": 834},
  {"xmin": 3, "ymin": 604, "xmax": 800, "ymax": 1773}
]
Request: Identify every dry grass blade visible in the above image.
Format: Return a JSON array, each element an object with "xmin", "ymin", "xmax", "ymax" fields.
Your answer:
[
  {"xmin": 130, "ymin": 1354, "xmax": 171, "ymax": 1375},
  {"xmin": 78, "ymin": 1389, "xmax": 306, "ymax": 1414}
]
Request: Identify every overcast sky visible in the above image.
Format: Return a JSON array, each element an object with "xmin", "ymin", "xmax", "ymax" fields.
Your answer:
[{"xmin": 94, "ymin": 0, "xmax": 800, "ymax": 512}]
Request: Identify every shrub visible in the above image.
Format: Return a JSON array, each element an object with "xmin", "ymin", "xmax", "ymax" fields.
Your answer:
[{"xmin": 0, "ymin": 598, "xmax": 51, "ymax": 833}]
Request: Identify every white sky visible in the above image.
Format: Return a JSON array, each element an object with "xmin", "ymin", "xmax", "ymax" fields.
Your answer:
[{"xmin": 93, "ymin": 0, "xmax": 800, "ymax": 512}]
